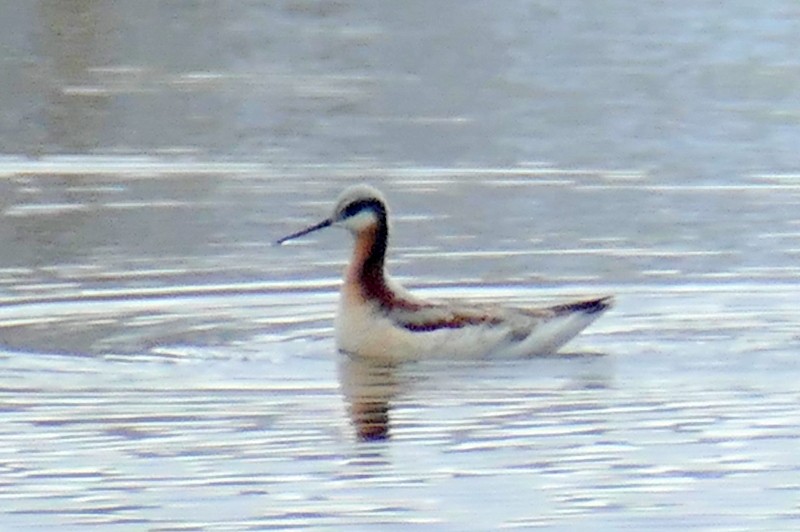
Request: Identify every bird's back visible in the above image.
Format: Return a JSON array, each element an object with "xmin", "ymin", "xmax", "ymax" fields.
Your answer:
[{"xmin": 336, "ymin": 289, "xmax": 612, "ymax": 360}]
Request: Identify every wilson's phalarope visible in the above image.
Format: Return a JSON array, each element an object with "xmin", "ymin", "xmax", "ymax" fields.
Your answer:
[{"xmin": 277, "ymin": 184, "xmax": 612, "ymax": 360}]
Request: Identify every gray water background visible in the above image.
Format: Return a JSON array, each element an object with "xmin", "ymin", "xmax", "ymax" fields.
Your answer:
[{"xmin": 1, "ymin": 2, "xmax": 800, "ymax": 530}]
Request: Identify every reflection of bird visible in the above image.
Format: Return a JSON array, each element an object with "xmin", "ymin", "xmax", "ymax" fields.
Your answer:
[
  {"xmin": 277, "ymin": 184, "xmax": 612, "ymax": 361},
  {"xmin": 337, "ymin": 354, "xmax": 396, "ymax": 441}
]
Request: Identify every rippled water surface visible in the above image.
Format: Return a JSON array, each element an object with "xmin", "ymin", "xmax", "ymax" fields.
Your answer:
[{"xmin": 2, "ymin": 2, "xmax": 800, "ymax": 530}]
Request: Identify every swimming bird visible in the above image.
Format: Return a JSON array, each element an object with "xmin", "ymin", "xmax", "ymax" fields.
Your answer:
[{"xmin": 276, "ymin": 184, "xmax": 612, "ymax": 361}]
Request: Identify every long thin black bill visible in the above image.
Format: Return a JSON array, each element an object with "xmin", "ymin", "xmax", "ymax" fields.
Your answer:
[{"xmin": 275, "ymin": 218, "xmax": 333, "ymax": 245}]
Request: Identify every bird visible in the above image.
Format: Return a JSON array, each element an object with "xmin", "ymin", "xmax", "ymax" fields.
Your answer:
[{"xmin": 276, "ymin": 184, "xmax": 612, "ymax": 361}]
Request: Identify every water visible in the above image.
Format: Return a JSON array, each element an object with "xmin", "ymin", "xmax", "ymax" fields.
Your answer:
[{"xmin": 2, "ymin": 2, "xmax": 800, "ymax": 530}]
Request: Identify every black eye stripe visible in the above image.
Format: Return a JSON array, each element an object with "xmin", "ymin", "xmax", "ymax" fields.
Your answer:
[{"xmin": 343, "ymin": 199, "xmax": 384, "ymax": 218}]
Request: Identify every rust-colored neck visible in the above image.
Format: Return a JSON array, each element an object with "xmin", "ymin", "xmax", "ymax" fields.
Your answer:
[{"xmin": 345, "ymin": 216, "xmax": 396, "ymax": 308}]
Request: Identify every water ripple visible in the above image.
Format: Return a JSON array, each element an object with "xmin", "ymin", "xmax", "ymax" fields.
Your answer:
[{"xmin": 0, "ymin": 278, "xmax": 798, "ymax": 529}]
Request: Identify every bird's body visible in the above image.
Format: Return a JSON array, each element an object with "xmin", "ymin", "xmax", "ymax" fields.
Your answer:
[{"xmin": 277, "ymin": 184, "xmax": 612, "ymax": 361}]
